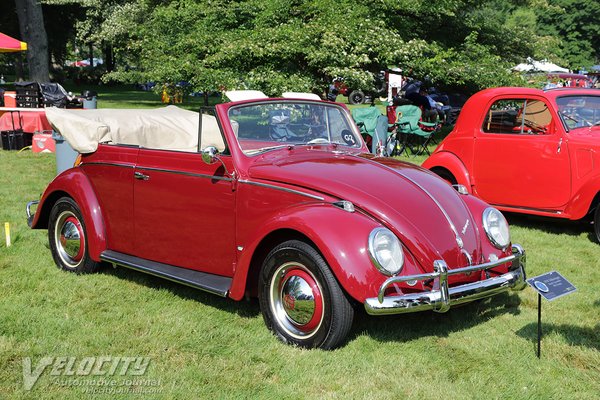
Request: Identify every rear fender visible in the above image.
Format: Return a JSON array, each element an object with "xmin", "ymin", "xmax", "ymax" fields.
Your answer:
[
  {"xmin": 422, "ymin": 151, "xmax": 472, "ymax": 191},
  {"xmin": 31, "ymin": 169, "xmax": 106, "ymax": 261},
  {"xmin": 563, "ymin": 175, "xmax": 600, "ymax": 220},
  {"xmin": 229, "ymin": 203, "xmax": 388, "ymax": 303}
]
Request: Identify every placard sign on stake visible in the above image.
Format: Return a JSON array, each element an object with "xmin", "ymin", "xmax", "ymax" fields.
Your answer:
[{"xmin": 527, "ymin": 271, "xmax": 576, "ymax": 358}]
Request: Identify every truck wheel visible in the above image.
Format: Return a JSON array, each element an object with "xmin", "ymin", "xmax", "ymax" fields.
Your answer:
[
  {"xmin": 48, "ymin": 197, "xmax": 100, "ymax": 274},
  {"xmin": 259, "ymin": 240, "xmax": 354, "ymax": 349},
  {"xmin": 348, "ymin": 90, "xmax": 365, "ymax": 105}
]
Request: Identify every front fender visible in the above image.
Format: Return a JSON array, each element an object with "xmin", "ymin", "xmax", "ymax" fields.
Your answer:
[
  {"xmin": 230, "ymin": 203, "xmax": 395, "ymax": 303},
  {"xmin": 422, "ymin": 151, "xmax": 472, "ymax": 190},
  {"xmin": 31, "ymin": 168, "xmax": 106, "ymax": 261}
]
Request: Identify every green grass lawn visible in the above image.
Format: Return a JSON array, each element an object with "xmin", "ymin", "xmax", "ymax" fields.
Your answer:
[{"xmin": 1, "ymin": 87, "xmax": 599, "ymax": 399}]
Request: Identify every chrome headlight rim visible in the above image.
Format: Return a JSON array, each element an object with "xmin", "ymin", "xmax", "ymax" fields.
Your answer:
[
  {"xmin": 368, "ymin": 227, "xmax": 405, "ymax": 276},
  {"xmin": 482, "ymin": 207, "xmax": 510, "ymax": 250}
]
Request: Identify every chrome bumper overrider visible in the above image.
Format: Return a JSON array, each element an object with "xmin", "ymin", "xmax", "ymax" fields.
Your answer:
[
  {"xmin": 364, "ymin": 244, "xmax": 526, "ymax": 315},
  {"xmin": 26, "ymin": 200, "xmax": 39, "ymax": 227}
]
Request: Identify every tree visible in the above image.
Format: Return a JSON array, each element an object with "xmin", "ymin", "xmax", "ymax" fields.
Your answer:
[
  {"xmin": 14, "ymin": 0, "xmax": 50, "ymax": 82},
  {"xmin": 536, "ymin": 0, "xmax": 600, "ymax": 70}
]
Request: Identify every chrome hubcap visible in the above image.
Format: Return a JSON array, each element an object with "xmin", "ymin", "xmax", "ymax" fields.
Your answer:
[
  {"xmin": 55, "ymin": 211, "xmax": 84, "ymax": 268},
  {"xmin": 270, "ymin": 262, "xmax": 324, "ymax": 339},
  {"xmin": 281, "ymin": 275, "xmax": 316, "ymax": 325}
]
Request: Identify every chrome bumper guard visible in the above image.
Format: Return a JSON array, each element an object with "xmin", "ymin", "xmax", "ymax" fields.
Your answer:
[
  {"xmin": 364, "ymin": 244, "xmax": 526, "ymax": 315},
  {"xmin": 26, "ymin": 200, "xmax": 39, "ymax": 227}
]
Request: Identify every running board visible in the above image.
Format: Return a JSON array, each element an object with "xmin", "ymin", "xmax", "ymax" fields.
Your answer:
[{"xmin": 100, "ymin": 250, "xmax": 231, "ymax": 297}]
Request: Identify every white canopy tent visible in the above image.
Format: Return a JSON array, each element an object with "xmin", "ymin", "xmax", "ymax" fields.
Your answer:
[{"xmin": 513, "ymin": 58, "xmax": 569, "ymax": 73}]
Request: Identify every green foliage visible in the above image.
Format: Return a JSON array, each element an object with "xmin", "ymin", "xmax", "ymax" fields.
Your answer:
[
  {"xmin": 41, "ymin": 0, "xmax": 599, "ymax": 95},
  {"xmin": 536, "ymin": 0, "xmax": 600, "ymax": 70}
]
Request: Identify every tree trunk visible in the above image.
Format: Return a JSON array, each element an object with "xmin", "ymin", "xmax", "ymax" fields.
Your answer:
[
  {"xmin": 14, "ymin": 53, "xmax": 25, "ymax": 82},
  {"xmin": 89, "ymin": 43, "xmax": 93, "ymax": 68},
  {"xmin": 103, "ymin": 42, "xmax": 114, "ymax": 72},
  {"xmin": 14, "ymin": 0, "xmax": 50, "ymax": 82}
]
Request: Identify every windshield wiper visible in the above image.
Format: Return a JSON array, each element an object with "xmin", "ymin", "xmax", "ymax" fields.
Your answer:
[
  {"xmin": 560, "ymin": 111, "xmax": 579, "ymax": 123},
  {"xmin": 244, "ymin": 144, "xmax": 293, "ymax": 155}
]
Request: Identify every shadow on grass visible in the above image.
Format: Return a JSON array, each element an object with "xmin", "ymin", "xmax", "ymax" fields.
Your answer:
[
  {"xmin": 100, "ymin": 265, "xmax": 260, "ymax": 319},
  {"xmin": 350, "ymin": 291, "xmax": 522, "ymax": 344},
  {"xmin": 516, "ymin": 322, "xmax": 600, "ymax": 352},
  {"xmin": 504, "ymin": 212, "xmax": 594, "ymax": 239}
]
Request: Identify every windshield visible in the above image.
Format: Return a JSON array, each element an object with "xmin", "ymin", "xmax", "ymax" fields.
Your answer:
[
  {"xmin": 556, "ymin": 95, "xmax": 600, "ymax": 130},
  {"xmin": 228, "ymin": 101, "xmax": 362, "ymax": 155}
]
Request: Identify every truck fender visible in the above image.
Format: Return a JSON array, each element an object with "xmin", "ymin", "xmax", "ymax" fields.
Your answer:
[
  {"xmin": 229, "ymin": 203, "xmax": 386, "ymax": 303},
  {"xmin": 422, "ymin": 151, "xmax": 472, "ymax": 191},
  {"xmin": 31, "ymin": 169, "xmax": 106, "ymax": 261}
]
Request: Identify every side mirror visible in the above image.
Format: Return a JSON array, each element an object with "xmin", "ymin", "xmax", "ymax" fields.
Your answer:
[{"xmin": 201, "ymin": 146, "xmax": 219, "ymax": 165}]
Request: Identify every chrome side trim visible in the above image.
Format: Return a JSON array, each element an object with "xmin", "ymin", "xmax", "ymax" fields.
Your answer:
[
  {"xmin": 239, "ymin": 180, "xmax": 325, "ymax": 201},
  {"xmin": 81, "ymin": 161, "xmax": 135, "ymax": 169},
  {"xmin": 364, "ymin": 244, "xmax": 526, "ymax": 315},
  {"xmin": 136, "ymin": 166, "xmax": 233, "ymax": 181}
]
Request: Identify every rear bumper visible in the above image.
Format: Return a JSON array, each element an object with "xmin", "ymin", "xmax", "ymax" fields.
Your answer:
[{"xmin": 364, "ymin": 244, "xmax": 526, "ymax": 315}]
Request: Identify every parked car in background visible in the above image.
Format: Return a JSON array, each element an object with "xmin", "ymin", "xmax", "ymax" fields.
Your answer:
[
  {"xmin": 423, "ymin": 87, "xmax": 600, "ymax": 241},
  {"xmin": 27, "ymin": 92, "xmax": 527, "ymax": 349}
]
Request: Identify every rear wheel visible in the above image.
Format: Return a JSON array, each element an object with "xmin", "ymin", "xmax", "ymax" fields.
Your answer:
[
  {"xmin": 48, "ymin": 197, "xmax": 100, "ymax": 274},
  {"xmin": 594, "ymin": 206, "xmax": 600, "ymax": 244},
  {"xmin": 259, "ymin": 240, "xmax": 354, "ymax": 349}
]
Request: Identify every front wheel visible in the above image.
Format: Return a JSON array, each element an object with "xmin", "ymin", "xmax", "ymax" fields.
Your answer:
[
  {"xmin": 259, "ymin": 240, "xmax": 354, "ymax": 349},
  {"xmin": 48, "ymin": 197, "xmax": 100, "ymax": 274}
]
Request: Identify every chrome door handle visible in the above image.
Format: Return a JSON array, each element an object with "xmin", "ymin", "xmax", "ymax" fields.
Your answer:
[
  {"xmin": 134, "ymin": 171, "xmax": 150, "ymax": 181},
  {"xmin": 557, "ymin": 138, "xmax": 563, "ymax": 153}
]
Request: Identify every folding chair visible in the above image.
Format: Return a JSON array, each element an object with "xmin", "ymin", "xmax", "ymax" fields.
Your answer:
[
  {"xmin": 351, "ymin": 107, "xmax": 389, "ymax": 155},
  {"xmin": 394, "ymin": 105, "xmax": 439, "ymax": 156}
]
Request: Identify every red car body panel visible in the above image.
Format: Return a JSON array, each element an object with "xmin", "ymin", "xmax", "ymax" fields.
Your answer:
[{"xmin": 423, "ymin": 87, "xmax": 600, "ymax": 220}]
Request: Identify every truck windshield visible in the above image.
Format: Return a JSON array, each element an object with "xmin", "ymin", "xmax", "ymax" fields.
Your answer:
[{"xmin": 556, "ymin": 95, "xmax": 600, "ymax": 130}]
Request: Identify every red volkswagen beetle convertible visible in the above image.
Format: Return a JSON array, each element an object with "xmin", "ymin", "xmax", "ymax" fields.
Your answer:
[
  {"xmin": 423, "ymin": 87, "xmax": 600, "ymax": 241},
  {"xmin": 28, "ymin": 92, "xmax": 526, "ymax": 349}
]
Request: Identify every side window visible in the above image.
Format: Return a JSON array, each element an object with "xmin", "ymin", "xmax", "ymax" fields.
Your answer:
[
  {"xmin": 200, "ymin": 108, "xmax": 227, "ymax": 154},
  {"xmin": 483, "ymin": 98, "xmax": 552, "ymax": 135}
]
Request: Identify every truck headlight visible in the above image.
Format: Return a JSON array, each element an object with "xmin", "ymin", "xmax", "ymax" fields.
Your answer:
[
  {"xmin": 482, "ymin": 207, "xmax": 510, "ymax": 249},
  {"xmin": 368, "ymin": 227, "xmax": 404, "ymax": 276}
]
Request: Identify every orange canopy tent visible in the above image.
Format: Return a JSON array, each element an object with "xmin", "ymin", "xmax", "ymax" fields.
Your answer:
[{"xmin": 0, "ymin": 33, "xmax": 27, "ymax": 52}]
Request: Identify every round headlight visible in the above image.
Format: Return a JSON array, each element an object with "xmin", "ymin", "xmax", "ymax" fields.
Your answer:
[
  {"xmin": 482, "ymin": 207, "xmax": 510, "ymax": 249},
  {"xmin": 368, "ymin": 227, "xmax": 404, "ymax": 276}
]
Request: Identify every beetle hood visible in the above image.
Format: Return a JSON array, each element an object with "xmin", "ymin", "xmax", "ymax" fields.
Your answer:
[{"xmin": 248, "ymin": 150, "xmax": 483, "ymax": 273}]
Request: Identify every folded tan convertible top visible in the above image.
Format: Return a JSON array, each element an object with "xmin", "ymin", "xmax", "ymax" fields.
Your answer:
[{"xmin": 45, "ymin": 106, "xmax": 225, "ymax": 154}]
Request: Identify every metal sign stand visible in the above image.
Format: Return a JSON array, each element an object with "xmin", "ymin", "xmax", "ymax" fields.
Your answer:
[
  {"xmin": 537, "ymin": 293, "xmax": 542, "ymax": 358},
  {"xmin": 527, "ymin": 271, "xmax": 577, "ymax": 360}
]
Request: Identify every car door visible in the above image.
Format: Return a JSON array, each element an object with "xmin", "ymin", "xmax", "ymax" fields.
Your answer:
[
  {"xmin": 82, "ymin": 144, "xmax": 139, "ymax": 254},
  {"xmin": 133, "ymin": 146, "xmax": 236, "ymax": 277},
  {"xmin": 472, "ymin": 96, "xmax": 571, "ymax": 210}
]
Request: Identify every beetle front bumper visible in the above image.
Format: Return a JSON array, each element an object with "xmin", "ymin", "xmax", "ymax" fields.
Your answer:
[{"xmin": 364, "ymin": 244, "xmax": 526, "ymax": 315}]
